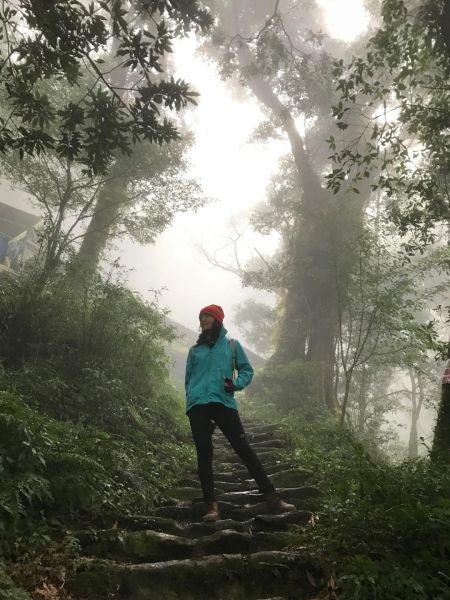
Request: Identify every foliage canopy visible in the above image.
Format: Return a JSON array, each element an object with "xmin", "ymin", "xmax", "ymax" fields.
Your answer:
[{"xmin": 0, "ymin": 0, "xmax": 211, "ymax": 174}]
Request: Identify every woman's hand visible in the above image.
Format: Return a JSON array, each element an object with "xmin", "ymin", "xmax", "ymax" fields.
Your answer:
[{"xmin": 224, "ymin": 377, "xmax": 235, "ymax": 393}]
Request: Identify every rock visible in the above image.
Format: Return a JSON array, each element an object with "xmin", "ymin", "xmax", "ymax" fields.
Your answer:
[
  {"xmin": 81, "ymin": 529, "xmax": 196, "ymax": 563},
  {"xmin": 215, "ymin": 486, "xmax": 321, "ymax": 507},
  {"xmin": 252, "ymin": 511, "xmax": 312, "ymax": 531},
  {"xmin": 212, "ymin": 471, "xmax": 245, "ymax": 483},
  {"xmin": 250, "ymin": 439, "xmax": 287, "ymax": 449},
  {"xmin": 166, "ymin": 485, "xmax": 230, "ymax": 502},
  {"xmin": 216, "ymin": 462, "xmax": 251, "ymax": 477},
  {"xmin": 214, "ymin": 480, "xmax": 254, "ymax": 492},
  {"xmin": 183, "ymin": 518, "xmax": 253, "ymax": 538},
  {"xmin": 216, "ymin": 489, "xmax": 265, "ymax": 505},
  {"xmin": 255, "ymin": 462, "xmax": 293, "ymax": 474},
  {"xmin": 224, "ymin": 450, "xmax": 283, "ymax": 465},
  {"xmin": 93, "ymin": 515, "xmax": 185, "ymax": 535},
  {"xmin": 71, "ymin": 551, "xmax": 315, "ymax": 600},
  {"xmin": 269, "ymin": 468, "xmax": 314, "ymax": 488},
  {"xmin": 246, "ymin": 431, "xmax": 279, "ymax": 444},
  {"xmin": 244, "ymin": 424, "xmax": 279, "ymax": 435}
]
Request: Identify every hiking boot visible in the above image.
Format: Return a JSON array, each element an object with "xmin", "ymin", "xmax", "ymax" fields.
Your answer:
[
  {"xmin": 202, "ymin": 501, "xmax": 220, "ymax": 522},
  {"xmin": 264, "ymin": 491, "xmax": 296, "ymax": 514}
]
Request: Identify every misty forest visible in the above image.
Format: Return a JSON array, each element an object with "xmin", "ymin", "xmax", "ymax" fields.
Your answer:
[{"xmin": 0, "ymin": 0, "xmax": 450, "ymax": 598}]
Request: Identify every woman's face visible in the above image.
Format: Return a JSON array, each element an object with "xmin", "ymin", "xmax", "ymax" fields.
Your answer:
[{"xmin": 200, "ymin": 313, "xmax": 215, "ymax": 331}]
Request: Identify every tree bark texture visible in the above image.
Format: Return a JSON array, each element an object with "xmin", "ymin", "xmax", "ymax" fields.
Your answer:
[
  {"xmin": 408, "ymin": 368, "xmax": 419, "ymax": 458},
  {"xmin": 432, "ymin": 362, "xmax": 450, "ymax": 461},
  {"xmin": 357, "ymin": 366, "xmax": 369, "ymax": 432},
  {"xmin": 76, "ymin": 175, "xmax": 127, "ymax": 274},
  {"xmin": 238, "ymin": 48, "xmax": 342, "ymax": 411},
  {"xmin": 74, "ymin": 33, "xmax": 128, "ymax": 275}
]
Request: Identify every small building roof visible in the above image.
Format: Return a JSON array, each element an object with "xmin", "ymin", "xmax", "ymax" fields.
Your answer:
[{"xmin": 0, "ymin": 202, "xmax": 41, "ymax": 239}]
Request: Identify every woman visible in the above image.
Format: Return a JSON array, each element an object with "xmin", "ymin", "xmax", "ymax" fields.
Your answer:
[{"xmin": 185, "ymin": 304, "xmax": 295, "ymax": 522}]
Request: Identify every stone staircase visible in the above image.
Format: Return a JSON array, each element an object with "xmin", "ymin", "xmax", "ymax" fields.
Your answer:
[{"xmin": 69, "ymin": 418, "xmax": 323, "ymax": 600}]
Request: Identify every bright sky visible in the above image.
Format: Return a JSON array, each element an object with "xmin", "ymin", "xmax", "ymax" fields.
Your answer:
[
  {"xmin": 119, "ymin": 1, "xmax": 371, "ymax": 341},
  {"xmin": 318, "ymin": 0, "xmax": 370, "ymax": 42}
]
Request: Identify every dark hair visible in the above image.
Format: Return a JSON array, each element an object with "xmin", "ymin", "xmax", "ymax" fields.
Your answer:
[{"xmin": 195, "ymin": 319, "xmax": 222, "ymax": 346}]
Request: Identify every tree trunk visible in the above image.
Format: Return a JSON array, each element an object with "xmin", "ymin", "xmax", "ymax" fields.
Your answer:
[
  {"xmin": 73, "ymin": 30, "xmax": 129, "ymax": 276},
  {"xmin": 357, "ymin": 365, "xmax": 369, "ymax": 432},
  {"xmin": 229, "ymin": 4, "xmax": 372, "ymax": 414},
  {"xmin": 432, "ymin": 358, "xmax": 450, "ymax": 461},
  {"xmin": 408, "ymin": 367, "xmax": 419, "ymax": 458},
  {"xmin": 271, "ymin": 283, "xmax": 308, "ymax": 362},
  {"xmin": 237, "ymin": 51, "xmax": 339, "ymax": 409},
  {"xmin": 75, "ymin": 175, "xmax": 126, "ymax": 274}
]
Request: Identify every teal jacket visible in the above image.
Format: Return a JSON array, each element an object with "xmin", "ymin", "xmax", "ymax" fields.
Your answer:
[{"xmin": 185, "ymin": 326, "xmax": 254, "ymax": 413}]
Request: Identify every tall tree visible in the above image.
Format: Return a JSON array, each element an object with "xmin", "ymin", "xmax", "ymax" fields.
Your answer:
[
  {"xmin": 0, "ymin": 0, "xmax": 211, "ymax": 174},
  {"xmin": 0, "ymin": 1, "xmax": 211, "ymax": 277},
  {"xmin": 329, "ymin": 0, "xmax": 450, "ymax": 456},
  {"xmin": 201, "ymin": 0, "xmax": 380, "ymax": 412},
  {"xmin": 0, "ymin": 133, "xmax": 204, "ymax": 277}
]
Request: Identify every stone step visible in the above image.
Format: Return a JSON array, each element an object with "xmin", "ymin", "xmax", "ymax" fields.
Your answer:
[
  {"xmin": 183, "ymin": 464, "xmax": 299, "ymax": 494},
  {"xmin": 148, "ymin": 500, "xmax": 315, "ymax": 523},
  {"xmin": 268, "ymin": 468, "xmax": 314, "ymax": 488},
  {"xmin": 174, "ymin": 477, "xmax": 256, "ymax": 492},
  {"xmin": 78, "ymin": 510, "xmax": 312, "ymax": 553},
  {"xmin": 69, "ymin": 418, "xmax": 322, "ymax": 600},
  {"xmin": 212, "ymin": 437, "xmax": 285, "ymax": 451},
  {"xmin": 70, "ymin": 550, "xmax": 316, "ymax": 600},
  {"xmin": 176, "ymin": 479, "xmax": 255, "ymax": 494},
  {"xmin": 92, "ymin": 515, "xmax": 186, "ymax": 535},
  {"xmin": 179, "ymin": 472, "xmax": 240, "ymax": 484},
  {"xmin": 251, "ymin": 511, "xmax": 312, "ymax": 531},
  {"xmin": 80, "ymin": 529, "xmax": 195, "ymax": 563},
  {"xmin": 216, "ymin": 486, "xmax": 322, "ymax": 507},
  {"xmin": 215, "ymin": 449, "xmax": 283, "ymax": 464},
  {"xmin": 168, "ymin": 481, "xmax": 244, "ymax": 501},
  {"xmin": 213, "ymin": 461, "xmax": 288, "ymax": 477},
  {"xmin": 213, "ymin": 463, "xmax": 253, "ymax": 476},
  {"xmin": 244, "ymin": 424, "xmax": 279, "ymax": 435},
  {"xmin": 79, "ymin": 527, "xmax": 298, "ymax": 563},
  {"xmin": 258, "ymin": 461, "xmax": 295, "ymax": 474},
  {"xmin": 166, "ymin": 486, "xmax": 221, "ymax": 502},
  {"xmin": 186, "ymin": 510, "xmax": 312, "ymax": 535},
  {"xmin": 250, "ymin": 439, "xmax": 287, "ymax": 450},
  {"xmin": 246, "ymin": 431, "xmax": 282, "ymax": 444},
  {"xmin": 211, "ymin": 471, "xmax": 248, "ymax": 483},
  {"xmin": 78, "ymin": 518, "xmax": 251, "ymax": 541},
  {"xmin": 214, "ymin": 480, "xmax": 255, "ymax": 492}
]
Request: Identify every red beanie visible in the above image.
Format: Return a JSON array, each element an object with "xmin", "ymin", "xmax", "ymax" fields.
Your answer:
[{"xmin": 199, "ymin": 304, "xmax": 225, "ymax": 323}]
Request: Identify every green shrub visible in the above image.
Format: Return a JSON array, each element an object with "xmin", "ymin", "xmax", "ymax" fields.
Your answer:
[
  {"xmin": 243, "ymin": 359, "xmax": 325, "ymax": 418},
  {"xmin": 254, "ymin": 407, "xmax": 450, "ymax": 599},
  {"xmin": 0, "ymin": 561, "xmax": 30, "ymax": 599},
  {"xmin": 0, "ymin": 270, "xmax": 179, "ymax": 434},
  {"xmin": 286, "ymin": 423, "xmax": 450, "ymax": 599}
]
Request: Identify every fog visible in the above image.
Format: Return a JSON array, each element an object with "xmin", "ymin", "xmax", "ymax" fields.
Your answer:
[
  {"xmin": 114, "ymin": 1, "xmax": 372, "ymax": 340},
  {"xmin": 0, "ymin": 1, "xmax": 371, "ymax": 346},
  {"xmin": 0, "ymin": 0, "xmax": 442, "ymax": 455},
  {"xmin": 118, "ymin": 37, "xmax": 284, "ymax": 341}
]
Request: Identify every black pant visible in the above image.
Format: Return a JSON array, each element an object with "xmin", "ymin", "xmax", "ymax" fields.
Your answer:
[{"xmin": 187, "ymin": 402, "xmax": 275, "ymax": 502}]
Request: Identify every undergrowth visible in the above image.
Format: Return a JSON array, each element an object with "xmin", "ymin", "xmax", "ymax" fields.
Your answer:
[{"xmin": 280, "ymin": 412, "xmax": 450, "ymax": 600}]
